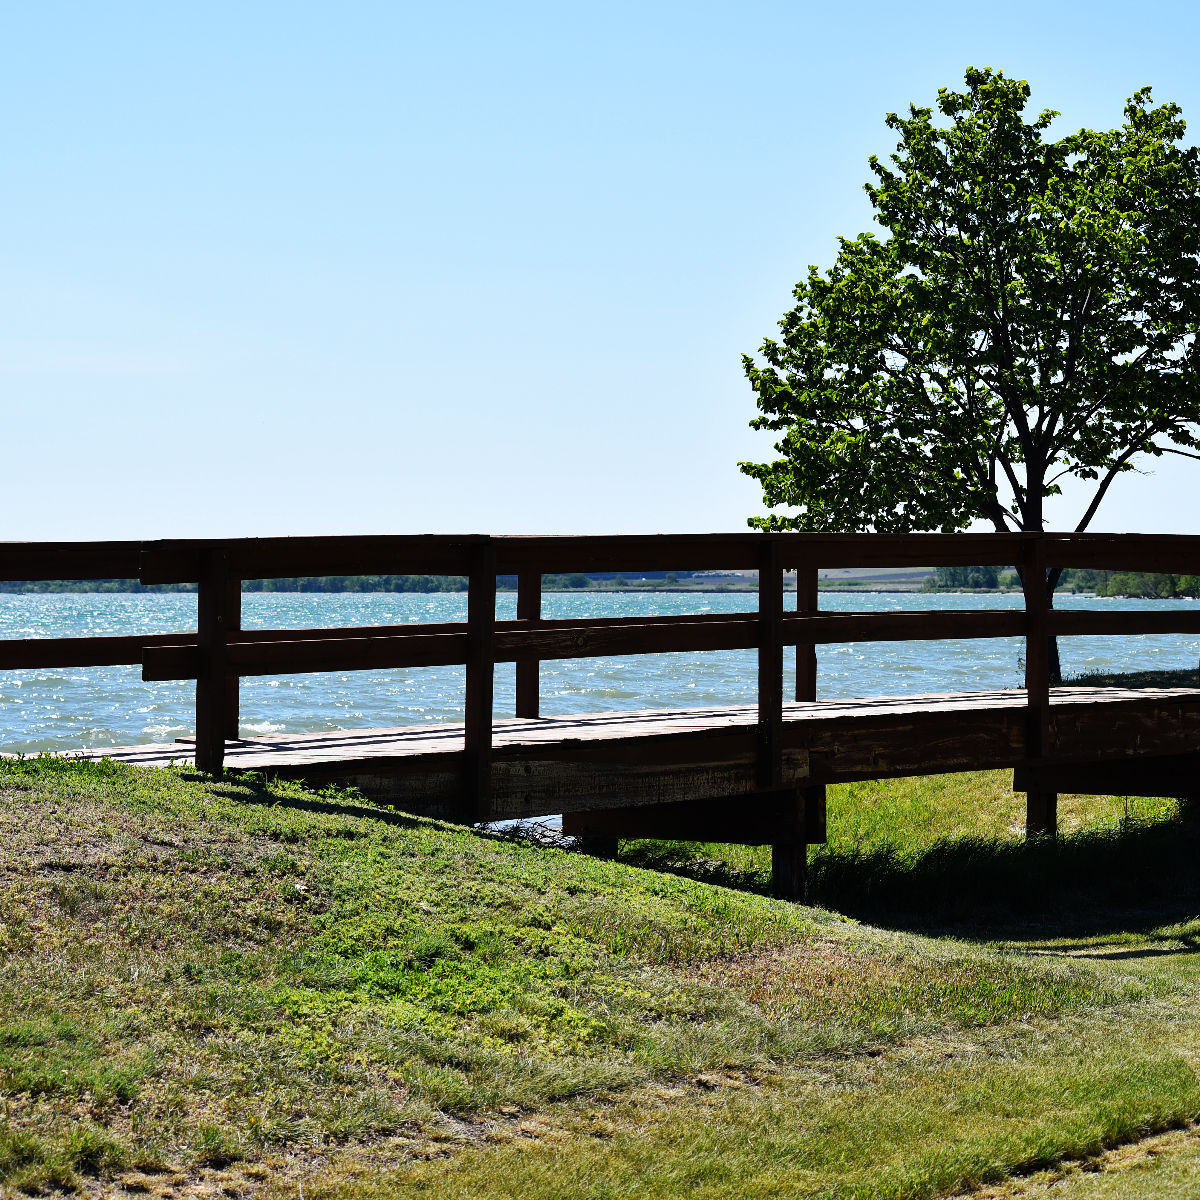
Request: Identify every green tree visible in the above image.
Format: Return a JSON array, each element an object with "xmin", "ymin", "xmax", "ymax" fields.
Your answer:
[
  {"xmin": 740, "ymin": 69, "xmax": 1200, "ymax": 678},
  {"xmin": 934, "ymin": 565, "xmax": 1000, "ymax": 589}
]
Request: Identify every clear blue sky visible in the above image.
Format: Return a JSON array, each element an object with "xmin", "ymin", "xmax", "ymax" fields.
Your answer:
[{"xmin": 4, "ymin": 1, "xmax": 1198, "ymax": 540}]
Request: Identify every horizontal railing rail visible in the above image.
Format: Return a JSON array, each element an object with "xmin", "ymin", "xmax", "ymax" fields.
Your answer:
[
  {"xmin": 3, "ymin": 532, "xmax": 1200, "ymax": 834},
  {"xmin": 7, "ymin": 529, "xmax": 1200, "ymax": 582},
  {"xmin": 12, "ymin": 607, "xmax": 1200, "ymax": 679},
  {"xmin": 134, "ymin": 610, "xmax": 1034, "ymax": 681}
]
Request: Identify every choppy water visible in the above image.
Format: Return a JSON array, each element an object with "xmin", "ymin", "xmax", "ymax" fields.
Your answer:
[{"xmin": 1, "ymin": 590, "xmax": 1197, "ymax": 754}]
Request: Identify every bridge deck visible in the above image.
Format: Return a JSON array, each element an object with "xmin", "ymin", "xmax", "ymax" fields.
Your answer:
[{"xmin": 77, "ymin": 686, "xmax": 1200, "ymax": 821}]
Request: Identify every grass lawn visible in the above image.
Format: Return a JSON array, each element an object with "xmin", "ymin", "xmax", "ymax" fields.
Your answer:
[{"xmin": 2, "ymin": 756, "xmax": 1199, "ymax": 1198}]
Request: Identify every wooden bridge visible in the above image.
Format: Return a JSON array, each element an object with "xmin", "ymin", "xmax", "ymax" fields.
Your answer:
[{"xmin": 4, "ymin": 531, "xmax": 1200, "ymax": 898}]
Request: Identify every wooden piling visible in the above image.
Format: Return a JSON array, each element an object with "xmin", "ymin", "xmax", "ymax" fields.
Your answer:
[
  {"xmin": 195, "ymin": 546, "xmax": 230, "ymax": 775},
  {"xmin": 1023, "ymin": 536, "xmax": 1057, "ymax": 836},
  {"xmin": 761, "ymin": 542, "xmax": 804, "ymax": 898},
  {"xmin": 795, "ymin": 563, "xmax": 824, "ymax": 881},
  {"xmin": 758, "ymin": 540, "xmax": 784, "ymax": 790},
  {"xmin": 515, "ymin": 571, "xmax": 541, "ymax": 718},
  {"xmin": 795, "ymin": 565, "xmax": 818, "ymax": 703},
  {"xmin": 464, "ymin": 540, "xmax": 496, "ymax": 822},
  {"xmin": 225, "ymin": 578, "xmax": 241, "ymax": 741}
]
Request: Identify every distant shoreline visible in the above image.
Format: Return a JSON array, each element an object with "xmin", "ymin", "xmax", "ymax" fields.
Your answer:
[
  {"xmin": 0, "ymin": 581, "xmax": 961, "ymax": 596},
  {"xmin": 5, "ymin": 582, "xmax": 1192, "ymax": 598}
]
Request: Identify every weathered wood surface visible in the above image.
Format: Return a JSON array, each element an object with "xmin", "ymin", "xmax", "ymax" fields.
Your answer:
[
  {"xmin": 1047, "ymin": 610, "xmax": 1200, "ymax": 636},
  {"xmin": 137, "ymin": 532, "xmax": 1041, "ymax": 582},
  {"xmin": 194, "ymin": 548, "xmax": 231, "ymax": 775},
  {"xmin": 0, "ymin": 632, "xmax": 198, "ymax": 670},
  {"xmin": 0, "ymin": 541, "xmax": 143, "ymax": 582},
  {"xmin": 1013, "ymin": 752, "xmax": 1200, "ymax": 798},
  {"xmin": 5, "ymin": 530, "xmax": 1200, "ymax": 588},
  {"xmin": 139, "ymin": 610, "xmax": 1036, "ymax": 682},
  {"xmin": 561, "ymin": 789, "xmax": 808, "ymax": 845},
  {"xmin": 67, "ymin": 687, "xmax": 1200, "ymax": 820}
]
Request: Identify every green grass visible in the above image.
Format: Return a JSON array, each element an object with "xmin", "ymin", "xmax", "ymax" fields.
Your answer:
[
  {"xmin": 1061, "ymin": 667, "xmax": 1200, "ymax": 689},
  {"xmin": 2, "ymin": 756, "xmax": 1200, "ymax": 1196},
  {"xmin": 621, "ymin": 772, "xmax": 1196, "ymax": 926}
]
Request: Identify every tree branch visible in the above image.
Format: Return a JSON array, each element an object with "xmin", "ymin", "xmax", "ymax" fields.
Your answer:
[
  {"xmin": 1157, "ymin": 445, "xmax": 1200, "ymax": 462},
  {"xmin": 1073, "ymin": 443, "xmax": 1146, "ymax": 532}
]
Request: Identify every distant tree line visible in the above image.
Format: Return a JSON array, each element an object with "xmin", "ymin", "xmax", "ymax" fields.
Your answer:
[
  {"xmin": 923, "ymin": 567, "xmax": 1200, "ymax": 598},
  {"xmin": 0, "ymin": 571, "xmax": 696, "ymax": 595},
  {"xmin": 0, "ymin": 576, "xmax": 472, "ymax": 594},
  {"xmin": 925, "ymin": 566, "xmax": 1010, "ymax": 591},
  {"xmin": 1058, "ymin": 570, "xmax": 1200, "ymax": 598}
]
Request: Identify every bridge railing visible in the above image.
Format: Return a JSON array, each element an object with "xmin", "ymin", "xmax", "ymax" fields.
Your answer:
[{"xmin": 3, "ymin": 532, "xmax": 1200, "ymax": 819}]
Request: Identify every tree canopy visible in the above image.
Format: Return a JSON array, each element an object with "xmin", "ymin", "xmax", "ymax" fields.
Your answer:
[{"xmin": 740, "ymin": 68, "xmax": 1200, "ymax": 537}]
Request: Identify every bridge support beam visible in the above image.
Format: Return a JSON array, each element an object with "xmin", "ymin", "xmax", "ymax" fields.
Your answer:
[
  {"xmin": 561, "ymin": 785, "xmax": 825, "ymax": 901},
  {"xmin": 772, "ymin": 843, "xmax": 806, "ymax": 901},
  {"xmin": 1015, "ymin": 754, "xmax": 1200, "ymax": 800},
  {"xmin": 1025, "ymin": 791, "xmax": 1058, "ymax": 837}
]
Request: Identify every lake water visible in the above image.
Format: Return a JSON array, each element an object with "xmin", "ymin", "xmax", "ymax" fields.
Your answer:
[{"xmin": 1, "ymin": 590, "xmax": 1198, "ymax": 754}]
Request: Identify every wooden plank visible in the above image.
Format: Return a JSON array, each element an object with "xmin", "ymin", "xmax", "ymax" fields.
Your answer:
[
  {"xmin": 515, "ymin": 572, "xmax": 541, "ymax": 719},
  {"xmin": 143, "ymin": 633, "xmax": 470, "ymax": 679},
  {"xmin": 463, "ymin": 541, "xmax": 496, "ymax": 821},
  {"xmin": 9, "ymin": 530, "xmax": 1200, "ymax": 590},
  {"xmin": 492, "ymin": 532, "xmax": 1031, "ymax": 573},
  {"xmin": 491, "ymin": 751, "xmax": 808, "ymax": 819},
  {"xmin": 494, "ymin": 534, "xmax": 762, "ymax": 574},
  {"xmin": 798, "ymin": 702, "xmax": 1030, "ymax": 784},
  {"xmin": 560, "ymin": 790, "xmax": 809, "ymax": 844},
  {"xmin": 194, "ymin": 548, "xmax": 230, "ymax": 775},
  {"xmin": 1048, "ymin": 610, "xmax": 1200, "ymax": 637},
  {"xmin": 1014, "ymin": 752, "xmax": 1200, "ymax": 798},
  {"xmin": 503, "ymin": 618, "xmax": 756, "ymax": 660},
  {"xmin": 0, "ymin": 541, "xmax": 143, "ymax": 582},
  {"xmin": 1044, "ymin": 533, "xmax": 1200, "ymax": 574},
  {"xmin": 139, "ymin": 609, "xmax": 1030, "ymax": 681},
  {"xmin": 787, "ymin": 609, "xmax": 1024, "ymax": 645},
  {"xmin": 1043, "ymin": 691, "xmax": 1200, "ymax": 763},
  {"xmin": 140, "ymin": 535, "xmax": 481, "ymax": 585},
  {"xmin": 1, "ymin": 632, "xmax": 197, "ymax": 670},
  {"xmin": 758, "ymin": 540, "xmax": 784, "ymax": 789},
  {"xmin": 774, "ymin": 532, "xmax": 1027, "ymax": 570}
]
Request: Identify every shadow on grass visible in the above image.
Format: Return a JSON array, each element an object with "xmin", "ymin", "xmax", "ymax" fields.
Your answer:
[
  {"xmin": 202, "ymin": 773, "xmax": 430, "ymax": 831},
  {"xmin": 809, "ymin": 816, "xmax": 1200, "ymax": 936},
  {"xmin": 620, "ymin": 813, "xmax": 1200, "ymax": 939},
  {"xmin": 619, "ymin": 840, "xmax": 772, "ymax": 895}
]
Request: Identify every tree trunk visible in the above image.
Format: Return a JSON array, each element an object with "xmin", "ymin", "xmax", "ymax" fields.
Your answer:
[{"xmin": 1046, "ymin": 566, "xmax": 1063, "ymax": 686}]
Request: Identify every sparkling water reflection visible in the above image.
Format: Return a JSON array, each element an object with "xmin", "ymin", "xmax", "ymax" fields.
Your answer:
[{"xmin": 1, "ymin": 590, "xmax": 1197, "ymax": 753}]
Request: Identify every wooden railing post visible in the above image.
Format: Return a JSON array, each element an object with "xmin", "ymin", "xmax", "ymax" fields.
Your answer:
[
  {"xmin": 515, "ymin": 571, "xmax": 541, "ymax": 718},
  {"xmin": 225, "ymin": 578, "xmax": 241, "ymax": 741},
  {"xmin": 757, "ymin": 540, "xmax": 784, "ymax": 790},
  {"xmin": 464, "ymin": 540, "xmax": 496, "ymax": 822},
  {"xmin": 761, "ymin": 541, "xmax": 804, "ymax": 899},
  {"xmin": 795, "ymin": 566, "xmax": 818, "ymax": 703},
  {"xmin": 794, "ymin": 564, "xmax": 827, "ymax": 853},
  {"xmin": 1022, "ymin": 536, "xmax": 1056, "ymax": 835},
  {"xmin": 195, "ymin": 545, "xmax": 230, "ymax": 774}
]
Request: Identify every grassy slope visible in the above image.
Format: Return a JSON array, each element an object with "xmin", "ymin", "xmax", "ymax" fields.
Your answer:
[{"xmin": 1, "ymin": 759, "xmax": 1199, "ymax": 1198}]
